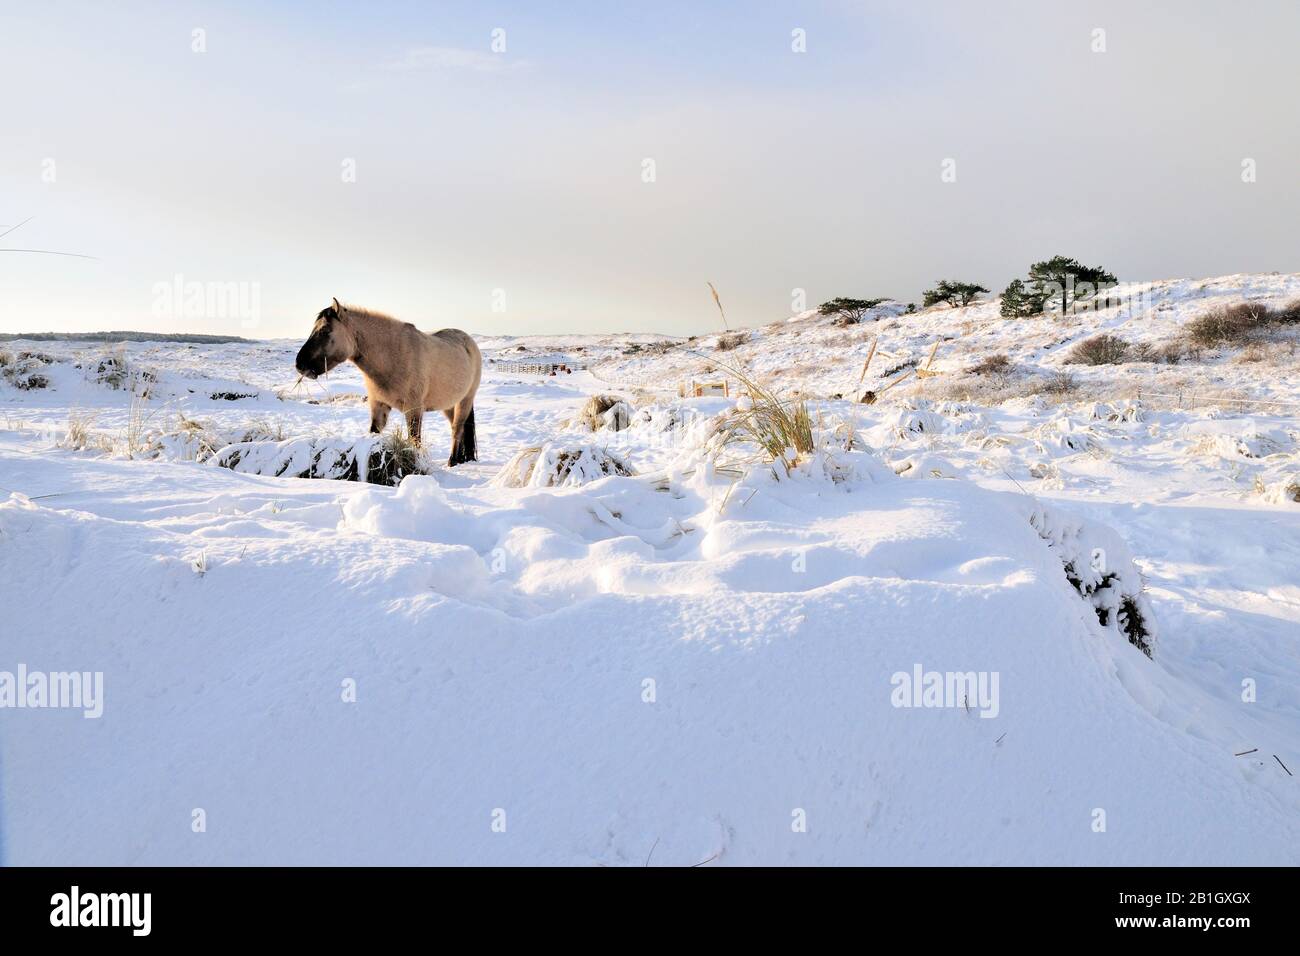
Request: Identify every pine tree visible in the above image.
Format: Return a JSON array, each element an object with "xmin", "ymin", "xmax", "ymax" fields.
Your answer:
[
  {"xmin": 817, "ymin": 297, "xmax": 888, "ymax": 324},
  {"xmin": 922, "ymin": 280, "xmax": 989, "ymax": 309},
  {"xmin": 999, "ymin": 279, "xmax": 1040, "ymax": 318},
  {"xmin": 1024, "ymin": 256, "xmax": 1116, "ymax": 317}
]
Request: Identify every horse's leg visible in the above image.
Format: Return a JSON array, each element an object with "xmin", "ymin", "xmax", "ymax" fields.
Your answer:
[
  {"xmin": 445, "ymin": 408, "xmax": 462, "ymax": 467},
  {"xmin": 404, "ymin": 409, "xmax": 423, "ymax": 445},
  {"xmin": 447, "ymin": 396, "xmax": 477, "ymax": 467},
  {"xmin": 368, "ymin": 399, "xmax": 391, "ymax": 434}
]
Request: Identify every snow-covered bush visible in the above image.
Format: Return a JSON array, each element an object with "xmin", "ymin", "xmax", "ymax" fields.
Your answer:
[
  {"xmin": 891, "ymin": 453, "xmax": 960, "ymax": 479},
  {"xmin": 1188, "ymin": 426, "xmax": 1289, "ymax": 459},
  {"xmin": 1, "ymin": 352, "xmax": 52, "ymax": 390},
  {"xmin": 124, "ymin": 414, "xmax": 219, "ymax": 462},
  {"xmin": 885, "ymin": 400, "xmax": 946, "ymax": 440},
  {"xmin": 212, "ymin": 434, "xmax": 427, "ymax": 485},
  {"xmin": 80, "ymin": 348, "xmax": 157, "ymax": 395},
  {"xmin": 1022, "ymin": 501, "xmax": 1156, "ymax": 657},
  {"xmin": 1256, "ymin": 474, "xmax": 1300, "ymax": 504},
  {"xmin": 574, "ymin": 394, "xmax": 633, "ymax": 432},
  {"xmin": 1034, "ymin": 417, "xmax": 1105, "ymax": 456},
  {"xmin": 1086, "ymin": 401, "xmax": 1144, "ymax": 423},
  {"xmin": 632, "ymin": 403, "xmax": 685, "ymax": 432},
  {"xmin": 493, "ymin": 442, "xmax": 634, "ymax": 488}
]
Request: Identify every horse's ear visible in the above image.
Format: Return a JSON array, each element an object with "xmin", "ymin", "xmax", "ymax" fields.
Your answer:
[{"xmin": 331, "ymin": 297, "xmax": 343, "ymax": 314}]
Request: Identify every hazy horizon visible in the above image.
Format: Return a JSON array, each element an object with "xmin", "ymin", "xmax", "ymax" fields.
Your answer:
[{"xmin": 3, "ymin": 0, "xmax": 1299, "ymax": 339}]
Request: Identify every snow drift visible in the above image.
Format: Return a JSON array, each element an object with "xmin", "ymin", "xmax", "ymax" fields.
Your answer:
[{"xmin": 1, "ymin": 443, "xmax": 1295, "ymax": 865}]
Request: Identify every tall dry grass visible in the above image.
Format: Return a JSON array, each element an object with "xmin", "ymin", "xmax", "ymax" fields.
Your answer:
[{"xmin": 704, "ymin": 356, "xmax": 814, "ymax": 472}]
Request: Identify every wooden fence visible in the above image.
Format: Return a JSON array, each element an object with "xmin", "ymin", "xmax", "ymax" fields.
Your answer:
[{"xmin": 490, "ymin": 360, "xmax": 589, "ymax": 375}]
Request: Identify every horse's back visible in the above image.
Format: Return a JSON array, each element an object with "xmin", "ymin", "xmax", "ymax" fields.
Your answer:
[{"xmin": 430, "ymin": 327, "xmax": 480, "ymax": 359}]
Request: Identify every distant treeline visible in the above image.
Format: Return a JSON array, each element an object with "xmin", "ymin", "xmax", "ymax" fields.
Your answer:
[{"xmin": 0, "ymin": 331, "xmax": 255, "ymax": 344}]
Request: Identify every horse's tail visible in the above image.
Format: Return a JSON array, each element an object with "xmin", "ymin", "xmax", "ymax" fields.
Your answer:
[{"xmin": 451, "ymin": 407, "xmax": 477, "ymax": 465}]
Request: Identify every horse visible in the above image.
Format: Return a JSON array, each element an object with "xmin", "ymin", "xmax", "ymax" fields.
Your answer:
[{"xmin": 294, "ymin": 298, "xmax": 482, "ymax": 466}]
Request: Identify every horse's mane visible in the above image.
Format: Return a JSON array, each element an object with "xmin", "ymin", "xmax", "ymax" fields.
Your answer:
[{"xmin": 338, "ymin": 303, "xmax": 408, "ymax": 328}]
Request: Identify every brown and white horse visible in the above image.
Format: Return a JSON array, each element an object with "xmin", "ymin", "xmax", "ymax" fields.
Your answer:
[{"xmin": 295, "ymin": 298, "xmax": 481, "ymax": 466}]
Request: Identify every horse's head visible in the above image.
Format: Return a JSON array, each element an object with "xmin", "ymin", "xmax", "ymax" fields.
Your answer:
[{"xmin": 295, "ymin": 297, "xmax": 356, "ymax": 378}]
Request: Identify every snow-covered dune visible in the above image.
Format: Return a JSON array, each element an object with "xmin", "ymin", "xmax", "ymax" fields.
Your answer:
[
  {"xmin": 1, "ymin": 446, "xmax": 1294, "ymax": 865},
  {"xmin": 1, "ymin": 273, "xmax": 1298, "ymax": 865}
]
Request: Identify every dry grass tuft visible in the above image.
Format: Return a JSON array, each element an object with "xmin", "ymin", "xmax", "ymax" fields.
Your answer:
[
  {"xmin": 709, "ymin": 361, "xmax": 814, "ymax": 472},
  {"xmin": 61, "ymin": 410, "xmax": 113, "ymax": 453},
  {"xmin": 1235, "ymin": 342, "xmax": 1272, "ymax": 364},
  {"xmin": 366, "ymin": 428, "xmax": 426, "ymax": 485},
  {"xmin": 575, "ymin": 394, "xmax": 632, "ymax": 431}
]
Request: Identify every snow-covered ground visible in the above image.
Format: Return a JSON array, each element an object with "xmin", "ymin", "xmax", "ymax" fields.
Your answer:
[{"xmin": 2, "ymin": 273, "xmax": 1298, "ymax": 865}]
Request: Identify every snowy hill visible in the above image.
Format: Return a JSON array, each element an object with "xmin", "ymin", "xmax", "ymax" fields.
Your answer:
[{"xmin": 1, "ymin": 272, "xmax": 1297, "ymax": 864}]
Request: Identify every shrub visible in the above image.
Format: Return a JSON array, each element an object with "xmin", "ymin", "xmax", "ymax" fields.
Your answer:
[
  {"xmin": 968, "ymin": 353, "xmax": 1013, "ymax": 376},
  {"xmin": 1065, "ymin": 334, "xmax": 1131, "ymax": 365},
  {"xmin": 1035, "ymin": 370, "xmax": 1078, "ymax": 395},
  {"xmin": 1, "ymin": 353, "xmax": 51, "ymax": 390},
  {"xmin": 1185, "ymin": 303, "xmax": 1273, "ymax": 347},
  {"xmin": 1235, "ymin": 342, "xmax": 1272, "ymax": 364},
  {"xmin": 1150, "ymin": 341, "xmax": 1184, "ymax": 364},
  {"xmin": 12, "ymin": 372, "xmax": 49, "ymax": 390},
  {"xmin": 715, "ymin": 331, "xmax": 749, "ymax": 351},
  {"xmin": 93, "ymin": 352, "xmax": 131, "ymax": 389},
  {"xmin": 1274, "ymin": 298, "xmax": 1300, "ymax": 324},
  {"xmin": 1130, "ymin": 341, "xmax": 1187, "ymax": 364}
]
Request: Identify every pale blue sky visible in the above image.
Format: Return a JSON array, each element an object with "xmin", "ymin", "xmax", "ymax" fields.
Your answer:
[{"xmin": 2, "ymin": 0, "xmax": 1298, "ymax": 338}]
